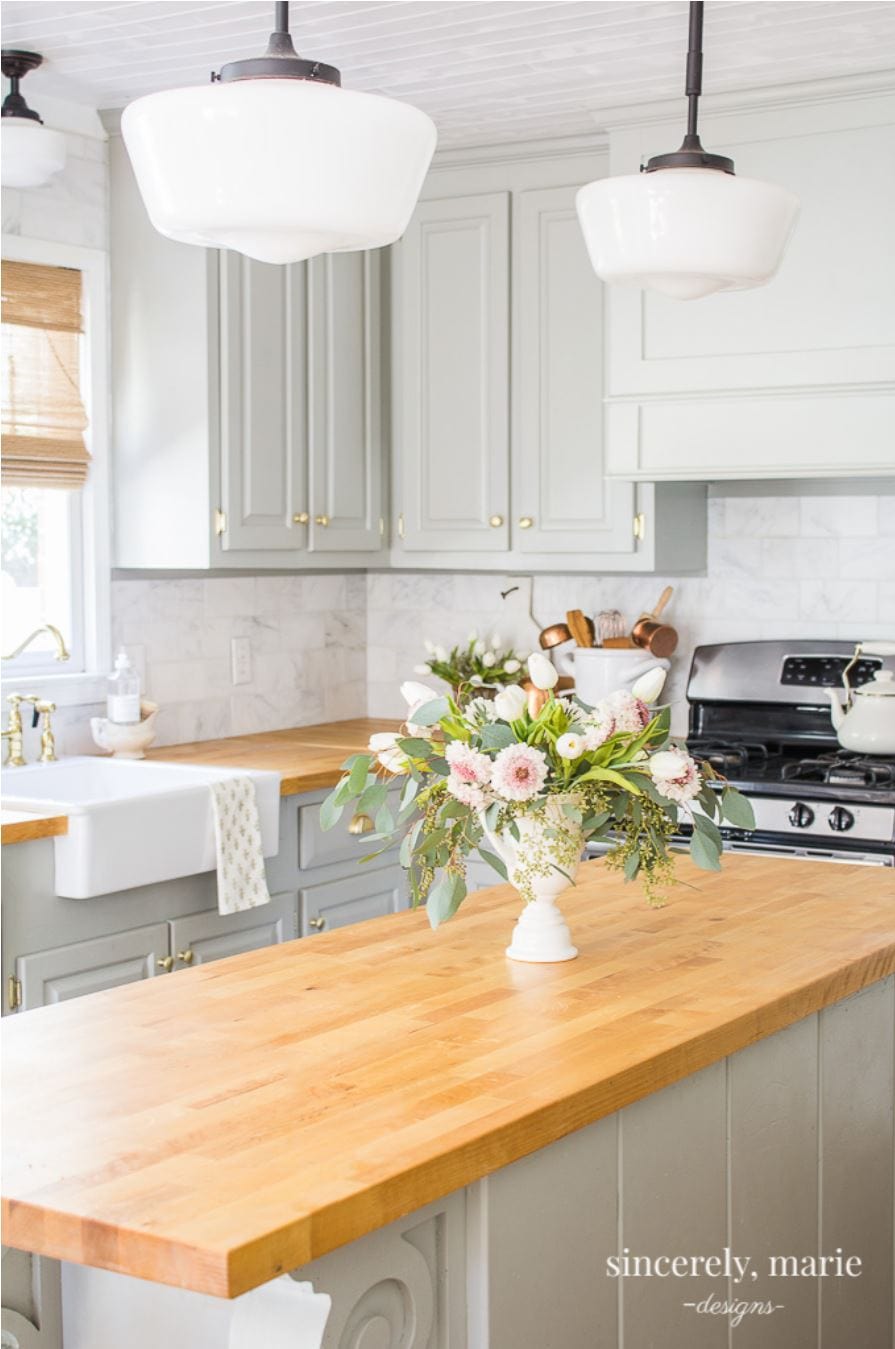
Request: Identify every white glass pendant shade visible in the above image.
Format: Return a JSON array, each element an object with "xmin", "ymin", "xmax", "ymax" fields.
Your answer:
[
  {"xmin": 1, "ymin": 117, "xmax": 66, "ymax": 188},
  {"xmin": 577, "ymin": 168, "xmax": 800, "ymax": 300},
  {"xmin": 121, "ymin": 79, "xmax": 436, "ymax": 265}
]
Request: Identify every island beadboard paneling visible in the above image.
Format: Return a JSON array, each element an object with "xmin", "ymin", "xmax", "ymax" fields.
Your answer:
[{"xmin": 3, "ymin": 855, "xmax": 894, "ymax": 1299}]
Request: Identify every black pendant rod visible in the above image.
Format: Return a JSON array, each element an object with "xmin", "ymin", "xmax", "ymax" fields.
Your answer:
[
  {"xmin": 274, "ymin": 1, "xmax": 289, "ymax": 35},
  {"xmin": 685, "ymin": 1, "xmax": 704, "ymax": 140},
  {"xmin": 644, "ymin": 0, "xmax": 734, "ymax": 175}
]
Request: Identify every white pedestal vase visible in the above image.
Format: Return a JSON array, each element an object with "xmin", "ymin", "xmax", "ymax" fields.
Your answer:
[{"xmin": 480, "ymin": 796, "xmax": 584, "ymax": 963}]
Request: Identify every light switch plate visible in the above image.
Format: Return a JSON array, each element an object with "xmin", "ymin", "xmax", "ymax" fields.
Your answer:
[{"xmin": 231, "ymin": 636, "xmax": 252, "ymax": 685}]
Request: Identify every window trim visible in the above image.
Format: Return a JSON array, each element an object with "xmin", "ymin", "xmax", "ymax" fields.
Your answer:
[{"xmin": 2, "ymin": 234, "xmax": 111, "ymax": 706}]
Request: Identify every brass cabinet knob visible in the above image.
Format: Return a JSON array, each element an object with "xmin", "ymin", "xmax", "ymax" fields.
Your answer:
[
  {"xmin": 309, "ymin": 916, "xmax": 326, "ymax": 931},
  {"xmin": 489, "ymin": 514, "xmax": 504, "ymax": 528},
  {"xmin": 518, "ymin": 516, "xmax": 534, "ymax": 529},
  {"xmin": 348, "ymin": 812, "xmax": 374, "ymax": 836},
  {"xmin": 315, "ymin": 514, "xmax": 330, "ymax": 527},
  {"xmin": 157, "ymin": 956, "xmax": 174, "ymax": 972},
  {"xmin": 292, "ymin": 511, "xmax": 309, "ymax": 525},
  {"xmin": 177, "ymin": 949, "xmax": 194, "ymax": 965}
]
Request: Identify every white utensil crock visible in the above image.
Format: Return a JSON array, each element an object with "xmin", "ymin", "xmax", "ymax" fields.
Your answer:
[{"xmin": 557, "ymin": 648, "xmax": 670, "ymax": 708}]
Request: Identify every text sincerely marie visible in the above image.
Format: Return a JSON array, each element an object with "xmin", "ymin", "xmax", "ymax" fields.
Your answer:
[{"xmin": 606, "ymin": 1247, "xmax": 862, "ymax": 1283}]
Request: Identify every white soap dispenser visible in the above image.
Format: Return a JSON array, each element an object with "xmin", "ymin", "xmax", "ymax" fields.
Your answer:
[{"xmin": 107, "ymin": 648, "xmax": 141, "ymax": 725}]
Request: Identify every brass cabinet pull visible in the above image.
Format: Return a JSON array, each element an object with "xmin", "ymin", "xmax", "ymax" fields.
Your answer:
[
  {"xmin": 518, "ymin": 516, "xmax": 534, "ymax": 529},
  {"xmin": 292, "ymin": 511, "xmax": 309, "ymax": 525},
  {"xmin": 315, "ymin": 514, "xmax": 330, "ymax": 527},
  {"xmin": 157, "ymin": 956, "xmax": 174, "ymax": 972},
  {"xmin": 177, "ymin": 949, "xmax": 194, "ymax": 965},
  {"xmin": 348, "ymin": 812, "xmax": 374, "ymax": 836},
  {"xmin": 309, "ymin": 916, "xmax": 326, "ymax": 931},
  {"xmin": 489, "ymin": 514, "xmax": 504, "ymax": 528}
]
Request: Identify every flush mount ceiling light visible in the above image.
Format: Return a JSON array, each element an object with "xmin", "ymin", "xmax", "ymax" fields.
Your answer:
[
  {"xmin": 121, "ymin": 0, "xmax": 437, "ymax": 265},
  {"xmin": 576, "ymin": 2, "xmax": 800, "ymax": 301},
  {"xmin": 1, "ymin": 50, "xmax": 67, "ymax": 189}
]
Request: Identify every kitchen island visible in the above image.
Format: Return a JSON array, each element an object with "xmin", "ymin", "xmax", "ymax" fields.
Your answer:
[{"xmin": 3, "ymin": 855, "xmax": 894, "ymax": 1348}]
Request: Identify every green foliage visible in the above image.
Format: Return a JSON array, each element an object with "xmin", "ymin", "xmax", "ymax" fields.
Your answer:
[{"xmin": 318, "ymin": 687, "xmax": 757, "ymax": 927}]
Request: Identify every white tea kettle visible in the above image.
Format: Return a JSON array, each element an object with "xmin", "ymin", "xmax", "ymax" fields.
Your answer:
[{"xmin": 826, "ymin": 641, "xmax": 895, "ymax": 755}]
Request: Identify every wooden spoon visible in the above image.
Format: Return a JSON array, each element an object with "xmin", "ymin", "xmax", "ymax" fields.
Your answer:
[{"xmin": 566, "ymin": 610, "xmax": 595, "ymax": 648}]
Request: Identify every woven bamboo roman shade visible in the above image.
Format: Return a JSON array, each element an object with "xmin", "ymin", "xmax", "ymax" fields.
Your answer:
[{"xmin": 1, "ymin": 260, "xmax": 91, "ymax": 489}]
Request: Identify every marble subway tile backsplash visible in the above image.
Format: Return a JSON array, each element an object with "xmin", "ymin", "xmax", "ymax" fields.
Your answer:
[{"xmin": 110, "ymin": 575, "xmax": 367, "ymax": 748}]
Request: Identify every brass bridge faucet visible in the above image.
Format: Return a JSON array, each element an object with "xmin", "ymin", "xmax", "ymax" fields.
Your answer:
[
  {"xmin": 1, "ymin": 625, "xmax": 68, "ymax": 765},
  {"xmin": 1, "ymin": 694, "xmax": 59, "ymax": 767}
]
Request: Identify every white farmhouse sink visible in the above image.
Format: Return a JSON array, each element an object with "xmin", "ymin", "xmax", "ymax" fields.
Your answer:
[{"xmin": 2, "ymin": 757, "xmax": 280, "ymax": 898}]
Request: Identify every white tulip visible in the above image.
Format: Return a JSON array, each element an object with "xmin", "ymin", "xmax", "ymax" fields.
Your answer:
[
  {"xmin": 503, "ymin": 658, "xmax": 521, "ymax": 674},
  {"xmin": 423, "ymin": 638, "xmax": 435, "ymax": 654},
  {"xmin": 528, "ymin": 651, "xmax": 559, "ymax": 690},
  {"xmin": 470, "ymin": 674, "xmax": 483, "ymax": 685},
  {"xmin": 434, "ymin": 644, "xmax": 448, "ymax": 662},
  {"xmin": 369, "ymin": 731, "xmax": 399, "ymax": 752},
  {"xmin": 413, "ymin": 663, "xmax": 432, "ymax": 675},
  {"xmin": 468, "ymin": 629, "xmax": 478, "ymax": 642},
  {"xmin": 473, "ymin": 639, "xmax": 486, "ymax": 656},
  {"xmin": 491, "ymin": 632, "xmax": 501, "ymax": 649},
  {"xmin": 400, "ymin": 680, "xmax": 437, "ymax": 709},
  {"xmin": 494, "ymin": 684, "xmax": 528, "ymax": 722},
  {"xmin": 631, "ymin": 666, "xmax": 668, "ymax": 705},
  {"xmin": 556, "ymin": 732, "xmax": 584, "ymax": 760},
  {"xmin": 482, "ymin": 651, "xmax": 497, "ymax": 668}
]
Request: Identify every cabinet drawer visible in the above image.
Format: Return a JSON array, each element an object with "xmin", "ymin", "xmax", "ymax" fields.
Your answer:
[
  {"xmin": 301, "ymin": 868, "xmax": 407, "ymax": 935},
  {"xmin": 299, "ymin": 793, "xmax": 399, "ymax": 871}
]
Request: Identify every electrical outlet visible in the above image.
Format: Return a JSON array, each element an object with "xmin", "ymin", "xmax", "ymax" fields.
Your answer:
[{"xmin": 230, "ymin": 636, "xmax": 252, "ymax": 686}]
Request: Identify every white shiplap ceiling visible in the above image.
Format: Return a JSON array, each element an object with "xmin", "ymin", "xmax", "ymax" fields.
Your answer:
[{"xmin": 2, "ymin": 1, "xmax": 894, "ymax": 147}]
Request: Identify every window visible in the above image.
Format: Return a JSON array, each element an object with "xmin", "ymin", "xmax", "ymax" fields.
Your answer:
[{"xmin": 1, "ymin": 238, "xmax": 110, "ymax": 700}]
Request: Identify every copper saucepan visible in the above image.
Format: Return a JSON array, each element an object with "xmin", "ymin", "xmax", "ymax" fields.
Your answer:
[{"xmin": 631, "ymin": 586, "xmax": 678, "ymax": 658}]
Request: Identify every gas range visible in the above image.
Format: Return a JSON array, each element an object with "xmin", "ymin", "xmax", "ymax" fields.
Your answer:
[{"xmin": 684, "ymin": 641, "xmax": 895, "ymax": 866}]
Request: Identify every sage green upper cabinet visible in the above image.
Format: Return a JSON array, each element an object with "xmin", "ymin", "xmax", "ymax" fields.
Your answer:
[
  {"xmin": 395, "ymin": 192, "xmax": 510, "ymax": 552},
  {"xmin": 512, "ymin": 184, "xmax": 634, "ymax": 556},
  {"xmin": 219, "ymin": 252, "xmax": 309, "ymax": 551},
  {"xmin": 390, "ymin": 145, "xmax": 705, "ymax": 573},
  {"xmin": 307, "ymin": 252, "xmax": 383, "ymax": 553},
  {"xmin": 603, "ymin": 84, "xmax": 895, "ymax": 481},
  {"xmin": 108, "ymin": 119, "xmax": 386, "ymax": 569}
]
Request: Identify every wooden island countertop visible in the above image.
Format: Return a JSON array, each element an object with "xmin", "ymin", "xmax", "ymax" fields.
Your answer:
[
  {"xmin": 147, "ymin": 717, "xmax": 399, "ymax": 795},
  {"xmin": 0, "ymin": 809, "xmax": 69, "ymax": 846},
  {"xmin": 3, "ymin": 854, "xmax": 894, "ymax": 1299}
]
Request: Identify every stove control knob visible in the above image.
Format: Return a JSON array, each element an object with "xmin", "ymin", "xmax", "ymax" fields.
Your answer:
[
  {"xmin": 828, "ymin": 806, "xmax": 855, "ymax": 833},
  {"xmin": 788, "ymin": 802, "xmax": 815, "ymax": 829}
]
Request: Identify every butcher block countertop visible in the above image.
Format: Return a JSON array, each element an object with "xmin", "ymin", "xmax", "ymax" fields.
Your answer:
[
  {"xmin": 3, "ymin": 855, "xmax": 894, "ymax": 1299},
  {"xmin": 148, "ymin": 717, "xmax": 399, "ymax": 795},
  {"xmin": 0, "ymin": 808, "xmax": 69, "ymax": 846}
]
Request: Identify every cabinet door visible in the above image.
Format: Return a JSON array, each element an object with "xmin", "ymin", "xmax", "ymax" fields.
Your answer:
[
  {"xmin": 395, "ymin": 192, "xmax": 509, "ymax": 551},
  {"xmin": 512, "ymin": 185, "xmax": 635, "ymax": 555},
  {"xmin": 308, "ymin": 251, "xmax": 383, "ymax": 552},
  {"xmin": 301, "ymin": 868, "xmax": 406, "ymax": 936},
  {"xmin": 168, "ymin": 890, "xmax": 297, "ymax": 969},
  {"xmin": 16, "ymin": 923, "xmax": 169, "ymax": 1011},
  {"xmin": 219, "ymin": 252, "xmax": 310, "ymax": 549}
]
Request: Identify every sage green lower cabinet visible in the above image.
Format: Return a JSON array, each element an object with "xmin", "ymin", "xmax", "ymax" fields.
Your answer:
[
  {"xmin": 168, "ymin": 891, "xmax": 297, "ymax": 969},
  {"xmin": 301, "ymin": 867, "xmax": 407, "ymax": 936},
  {"xmin": 15, "ymin": 922, "xmax": 170, "ymax": 1012}
]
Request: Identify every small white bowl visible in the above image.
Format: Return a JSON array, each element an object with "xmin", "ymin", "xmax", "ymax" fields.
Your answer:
[{"xmin": 90, "ymin": 701, "xmax": 159, "ymax": 759}]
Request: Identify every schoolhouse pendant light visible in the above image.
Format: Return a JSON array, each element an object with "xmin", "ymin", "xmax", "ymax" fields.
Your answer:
[
  {"xmin": 1, "ymin": 50, "xmax": 67, "ymax": 189},
  {"xmin": 121, "ymin": 1, "xmax": 437, "ymax": 265},
  {"xmin": 576, "ymin": 2, "xmax": 799, "ymax": 300}
]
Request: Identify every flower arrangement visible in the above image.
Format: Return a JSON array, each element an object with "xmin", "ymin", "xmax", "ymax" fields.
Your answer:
[
  {"xmin": 414, "ymin": 631, "xmax": 525, "ymax": 698},
  {"xmin": 322, "ymin": 654, "xmax": 755, "ymax": 944}
]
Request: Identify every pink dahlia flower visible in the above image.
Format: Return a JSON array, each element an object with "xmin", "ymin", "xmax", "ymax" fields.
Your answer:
[
  {"xmin": 446, "ymin": 775, "xmax": 489, "ymax": 809},
  {"xmin": 490, "ymin": 743, "xmax": 549, "ymax": 802},
  {"xmin": 604, "ymin": 690, "xmax": 651, "ymax": 734},
  {"xmin": 445, "ymin": 740, "xmax": 492, "ymax": 785}
]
